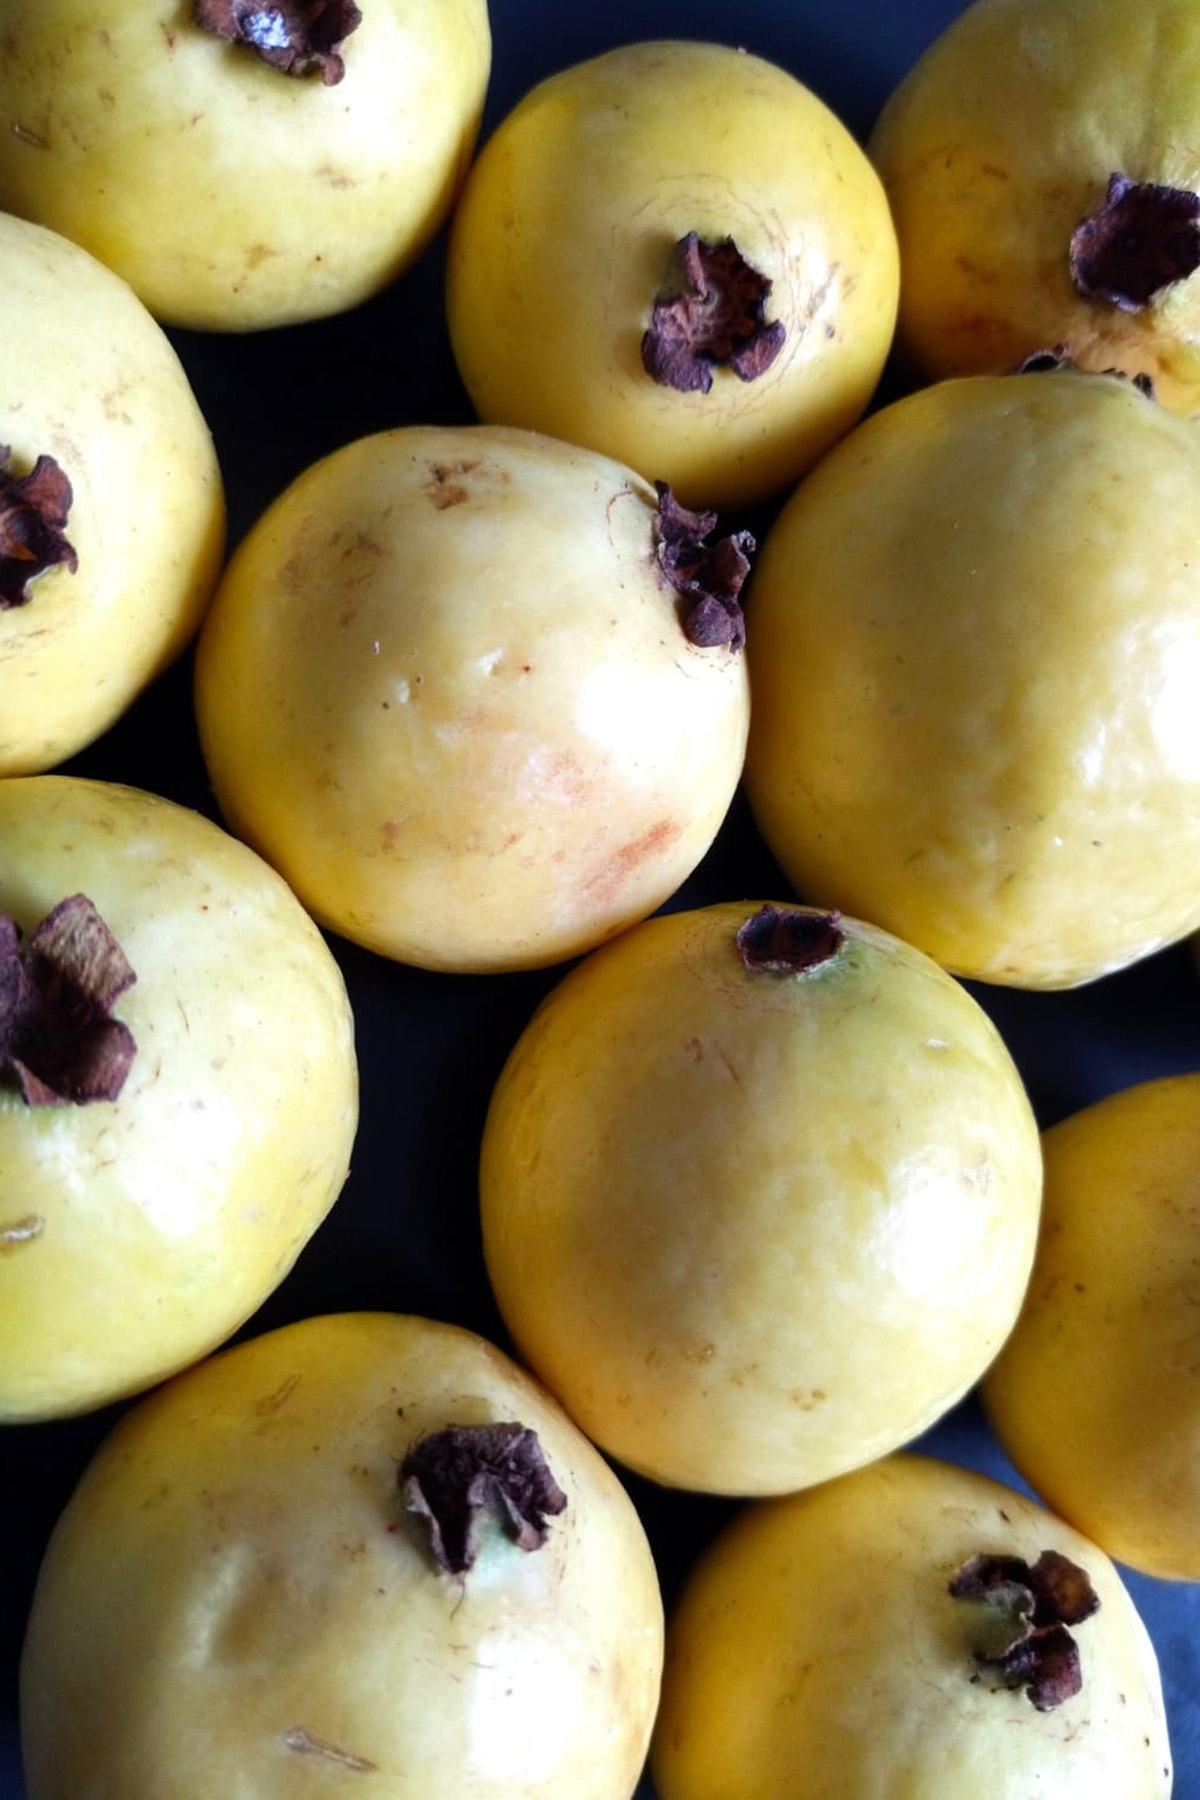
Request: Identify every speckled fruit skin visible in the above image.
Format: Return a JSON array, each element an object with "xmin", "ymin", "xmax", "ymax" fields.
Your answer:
[
  {"xmin": 0, "ymin": 0, "xmax": 490, "ymax": 331},
  {"xmin": 984, "ymin": 1073, "xmax": 1200, "ymax": 1582},
  {"xmin": 869, "ymin": 0, "xmax": 1200, "ymax": 409},
  {"xmin": 0, "ymin": 777, "xmax": 358, "ymax": 1423},
  {"xmin": 445, "ymin": 40, "xmax": 899, "ymax": 511},
  {"xmin": 743, "ymin": 368, "xmax": 1200, "ymax": 989},
  {"xmin": 19, "ymin": 1311, "xmax": 665, "ymax": 1800},
  {"xmin": 0, "ymin": 213, "xmax": 224, "ymax": 776},
  {"xmin": 651, "ymin": 1454, "xmax": 1172, "ymax": 1800},
  {"xmin": 479, "ymin": 901, "xmax": 1043, "ymax": 1496},
  {"xmin": 193, "ymin": 423, "xmax": 750, "ymax": 973}
]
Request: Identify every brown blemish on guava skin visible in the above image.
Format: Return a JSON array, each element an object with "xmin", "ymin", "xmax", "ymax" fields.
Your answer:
[
  {"xmin": 950, "ymin": 1548, "xmax": 1100, "ymax": 1711},
  {"xmin": 1070, "ymin": 173, "xmax": 1200, "ymax": 312},
  {"xmin": 642, "ymin": 231, "xmax": 786, "ymax": 392},
  {"xmin": 0, "ymin": 896, "xmax": 136, "ymax": 1106},
  {"xmin": 0, "ymin": 1215, "xmax": 44, "ymax": 1252},
  {"xmin": 0, "ymin": 447, "xmax": 77, "ymax": 609},
  {"xmin": 399, "ymin": 1423, "xmax": 568, "ymax": 1576},
  {"xmin": 422, "ymin": 459, "xmax": 482, "ymax": 510},
  {"xmin": 735, "ymin": 905, "xmax": 845, "ymax": 975},
  {"xmin": 1016, "ymin": 343, "xmax": 1156, "ymax": 399},
  {"xmin": 193, "ymin": 0, "xmax": 362, "ymax": 84},
  {"xmin": 653, "ymin": 484, "xmax": 753, "ymax": 649}
]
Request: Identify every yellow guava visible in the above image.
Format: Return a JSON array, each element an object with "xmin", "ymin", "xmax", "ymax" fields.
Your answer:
[
  {"xmin": 479, "ymin": 900, "xmax": 1042, "ymax": 1495},
  {"xmin": 0, "ymin": 212, "xmax": 224, "ymax": 775},
  {"xmin": 984, "ymin": 1072, "xmax": 1200, "ymax": 1581},
  {"xmin": 652, "ymin": 1453, "xmax": 1172, "ymax": 1799},
  {"xmin": 743, "ymin": 365, "xmax": 1200, "ymax": 988},
  {"xmin": 20, "ymin": 1310, "xmax": 665, "ymax": 1800},
  {"xmin": 446, "ymin": 39, "xmax": 899, "ymax": 511},
  {"xmin": 0, "ymin": 775, "xmax": 358, "ymax": 1422},
  {"xmin": 193, "ymin": 423, "xmax": 751, "ymax": 973},
  {"xmin": 0, "ymin": 0, "xmax": 490, "ymax": 331}
]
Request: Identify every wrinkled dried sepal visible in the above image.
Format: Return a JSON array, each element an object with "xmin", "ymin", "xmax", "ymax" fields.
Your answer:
[
  {"xmin": 0, "ymin": 447, "xmax": 77, "ymax": 610},
  {"xmin": 950, "ymin": 1548, "xmax": 1099, "ymax": 1712},
  {"xmin": 642, "ymin": 233, "xmax": 786, "ymax": 394},
  {"xmin": 194, "ymin": 0, "xmax": 363, "ymax": 84},
  {"xmin": 0, "ymin": 897, "xmax": 137, "ymax": 1106},
  {"xmin": 1070, "ymin": 172, "xmax": 1200, "ymax": 313},
  {"xmin": 653, "ymin": 483, "xmax": 752, "ymax": 649},
  {"xmin": 400, "ymin": 1422, "xmax": 568, "ymax": 1576},
  {"xmin": 735, "ymin": 905, "xmax": 845, "ymax": 975}
]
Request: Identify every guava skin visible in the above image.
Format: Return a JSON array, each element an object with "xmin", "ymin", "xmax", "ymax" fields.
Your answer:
[
  {"xmin": 446, "ymin": 40, "xmax": 900, "ymax": 511},
  {"xmin": 870, "ymin": 0, "xmax": 1200, "ymax": 410},
  {"xmin": 651, "ymin": 1454, "xmax": 1172, "ymax": 1800},
  {"xmin": 0, "ymin": 777, "xmax": 358, "ymax": 1422},
  {"xmin": 0, "ymin": 213, "xmax": 224, "ymax": 776},
  {"xmin": 19, "ymin": 1311, "xmax": 665, "ymax": 1800},
  {"xmin": 743, "ymin": 368, "xmax": 1200, "ymax": 990},
  {"xmin": 984, "ymin": 1072, "xmax": 1200, "ymax": 1582},
  {"xmin": 0, "ymin": 0, "xmax": 491, "ymax": 331},
  {"xmin": 193, "ymin": 424, "xmax": 750, "ymax": 973},
  {"xmin": 479, "ymin": 902, "xmax": 1043, "ymax": 1496}
]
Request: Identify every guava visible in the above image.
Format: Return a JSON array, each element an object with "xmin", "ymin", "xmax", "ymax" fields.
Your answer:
[
  {"xmin": 984, "ymin": 1072, "xmax": 1200, "ymax": 1581},
  {"xmin": 193, "ymin": 424, "xmax": 751, "ymax": 972},
  {"xmin": 0, "ymin": 775, "xmax": 358, "ymax": 1422},
  {"xmin": 0, "ymin": 0, "xmax": 491, "ymax": 331},
  {"xmin": 651, "ymin": 1453, "xmax": 1172, "ymax": 1799},
  {"xmin": 19, "ymin": 1310, "xmax": 665, "ymax": 1800},
  {"xmin": 870, "ymin": 0, "xmax": 1200, "ymax": 409},
  {"xmin": 479, "ymin": 901, "xmax": 1042, "ymax": 1495},
  {"xmin": 0, "ymin": 212, "xmax": 224, "ymax": 776},
  {"xmin": 446, "ymin": 39, "xmax": 899, "ymax": 511},
  {"xmin": 743, "ymin": 363, "xmax": 1200, "ymax": 989}
]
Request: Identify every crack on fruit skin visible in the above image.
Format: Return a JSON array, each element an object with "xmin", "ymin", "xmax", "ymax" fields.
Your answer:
[
  {"xmin": 0, "ymin": 1214, "xmax": 44, "ymax": 1252},
  {"xmin": 642, "ymin": 232, "xmax": 786, "ymax": 393},
  {"xmin": 735, "ymin": 905, "xmax": 845, "ymax": 974},
  {"xmin": 950, "ymin": 1548, "xmax": 1100, "ymax": 1711},
  {"xmin": 0, "ymin": 447, "xmax": 77, "ymax": 609},
  {"xmin": 1069, "ymin": 172, "xmax": 1200, "ymax": 313},
  {"xmin": 192, "ymin": 0, "xmax": 363, "ymax": 84},
  {"xmin": 0, "ymin": 897, "xmax": 137, "ymax": 1106},
  {"xmin": 282, "ymin": 1728, "xmax": 377, "ymax": 1771},
  {"xmin": 399, "ymin": 1423, "xmax": 568, "ymax": 1575}
]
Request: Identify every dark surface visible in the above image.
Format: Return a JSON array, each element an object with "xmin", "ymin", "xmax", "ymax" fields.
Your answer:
[{"xmin": 4, "ymin": 0, "xmax": 1200, "ymax": 1794}]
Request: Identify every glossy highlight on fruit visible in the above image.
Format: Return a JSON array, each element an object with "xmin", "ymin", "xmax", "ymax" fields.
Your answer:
[
  {"xmin": 0, "ymin": 776, "xmax": 358, "ymax": 1422},
  {"xmin": 744, "ymin": 365, "xmax": 1200, "ymax": 988},
  {"xmin": 447, "ymin": 39, "xmax": 899, "ymax": 510},
  {"xmin": 19, "ymin": 1311, "xmax": 665, "ymax": 1800},
  {"xmin": 480, "ymin": 901, "xmax": 1043, "ymax": 1495},
  {"xmin": 651, "ymin": 1454, "xmax": 1172, "ymax": 1799}
]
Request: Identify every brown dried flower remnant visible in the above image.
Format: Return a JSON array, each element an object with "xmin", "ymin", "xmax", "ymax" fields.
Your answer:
[
  {"xmin": 949, "ymin": 1548, "xmax": 1101, "ymax": 1712},
  {"xmin": 0, "ymin": 896, "xmax": 137, "ymax": 1106},
  {"xmin": 735, "ymin": 904, "xmax": 845, "ymax": 975},
  {"xmin": 0, "ymin": 447, "xmax": 77, "ymax": 611},
  {"xmin": 193, "ymin": 0, "xmax": 363, "ymax": 84},
  {"xmin": 399, "ymin": 1422, "xmax": 568, "ymax": 1576},
  {"xmin": 1015, "ymin": 343, "xmax": 1156, "ymax": 400},
  {"xmin": 654, "ymin": 483, "xmax": 753, "ymax": 650},
  {"xmin": 642, "ymin": 232, "xmax": 786, "ymax": 393},
  {"xmin": 1070, "ymin": 173, "xmax": 1200, "ymax": 313}
]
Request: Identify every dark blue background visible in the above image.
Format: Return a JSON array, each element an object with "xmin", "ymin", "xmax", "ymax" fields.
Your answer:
[{"xmin": 4, "ymin": 0, "xmax": 1199, "ymax": 1794}]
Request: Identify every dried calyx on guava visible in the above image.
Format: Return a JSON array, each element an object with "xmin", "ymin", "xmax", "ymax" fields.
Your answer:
[
  {"xmin": 193, "ymin": 0, "xmax": 363, "ymax": 84},
  {"xmin": 949, "ymin": 1548, "xmax": 1101, "ymax": 1712},
  {"xmin": 735, "ymin": 904, "xmax": 845, "ymax": 974},
  {"xmin": 1015, "ymin": 344, "xmax": 1156, "ymax": 399},
  {"xmin": 0, "ymin": 447, "xmax": 77, "ymax": 611},
  {"xmin": 654, "ymin": 484, "xmax": 753, "ymax": 649},
  {"xmin": 0, "ymin": 897, "xmax": 137, "ymax": 1106},
  {"xmin": 399, "ymin": 1422, "xmax": 568, "ymax": 1576},
  {"xmin": 642, "ymin": 232, "xmax": 786, "ymax": 394},
  {"xmin": 1070, "ymin": 173, "xmax": 1200, "ymax": 313}
]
